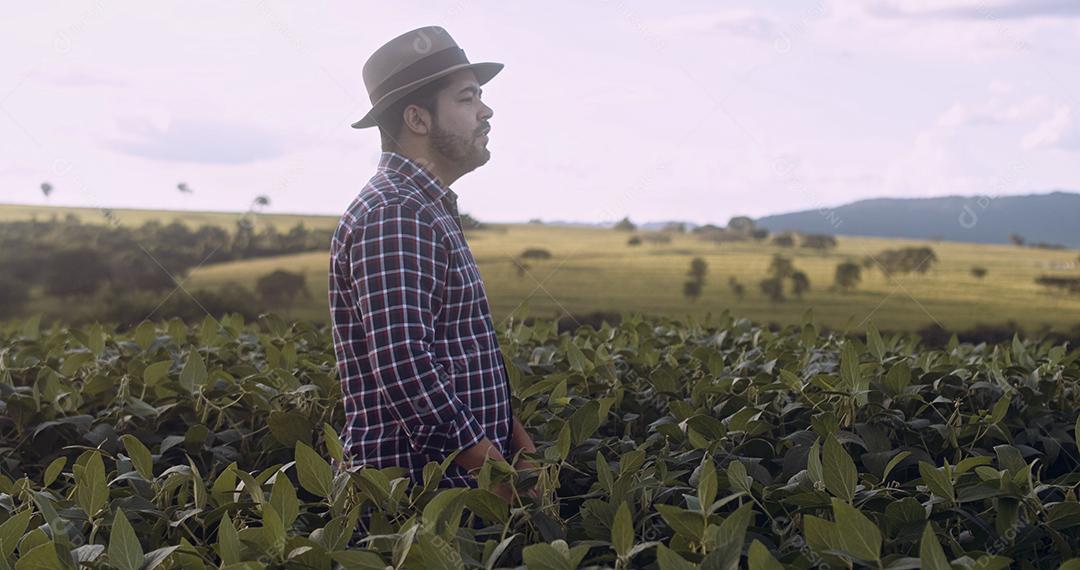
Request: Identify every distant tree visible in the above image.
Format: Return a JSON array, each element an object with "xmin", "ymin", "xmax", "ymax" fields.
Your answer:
[
  {"xmin": 834, "ymin": 261, "xmax": 862, "ymax": 292},
  {"xmin": 768, "ymin": 254, "xmax": 795, "ymax": 279},
  {"xmin": 528, "ymin": 218, "xmax": 543, "ymax": 224},
  {"xmin": 256, "ymin": 270, "xmax": 310, "ymax": 306},
  {"xmin": 682, "ymin": 280, "xmax": 703, "ymax": 302},
  {"xmin": 0, "ymin": 275, "xmax": 29, "ymax": 313},
  {"xmin": 791, "ymin": 271, "xmax": 810, "ymax": 298},
  {"xmin": 759, "ymin": 277, "xmax": 785, "ymax": 303},
  {"xmin": 44, "ymin": 248, "xmax": 110, "ymax": 296},
  {"xmin": 751, "ymin": 228, "xmax": 770, "ymax": 241},
  {"xmin": 40, "ymin": 182, "xmax": 53, "ymax": 199},
  {"xmin": 1034, "ymin": 275, "xmax": 1080, "ymax": 295},
  {"xmin": 641, "ymin": 232, "xmax": 672, "ymax": 245},
  {"xmin": 727, "ymin": 216, "xmax": 755, "ymax": 236},
  {"xmin": 691, "ymin": 224, "xmax": 722, "ymax": 235},
  {"xmin": 520, "ymin": 248, "xmax": 553, "ymax": 260},
  {"xmin": 177, "ymin": 182, "xmax": 193, "ymax": 194},
  {"xmin": 728, "ymin": 276, "xmax": 745, "ymax": 302},
  {"xmin": 683, "ymin": 257, "xmax": 708, "ymax": 302},
  {"xmin": 688, "ymin": 257, "xmax": 708, "ymax": 282},
  {"xmin": 876, "ymin": 247, "xmax": 938, "ymax": 276},
  {"xmin": 662, "ymin": 222, "xmax": 687, "ymax": 233},
  {"xmin": 614, "ymin": 216, "xmax": 636, "ymax": 231},
  {"xmin": 771, "ymin": 232, "xmax": 795, "ymax": 247},
  {"xmin": 459, "ymin": 212, "xmax": 485, "ymax": 229},
  {"xmin": 800, "ymin": 233, "xmax": 837, "ymax": 252},
  {"xmin": 1008, "ymin": 233, "xmax": 1025, "ymax": 246},
  {"xmin": 970, "ymin": 266, "xmax": 988, "ymax": 279},
  {"xmin": 627, "ymin": 235, "xmax": 642, "ymax": 246}
]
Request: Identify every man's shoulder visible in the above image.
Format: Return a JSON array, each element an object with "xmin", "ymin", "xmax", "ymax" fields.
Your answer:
[{"xmin": 336, "ymin": 171, "xmax": 439, "ymax": 234}]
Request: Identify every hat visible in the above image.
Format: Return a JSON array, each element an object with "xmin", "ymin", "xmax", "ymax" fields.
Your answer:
[{"xmin": 351, "ymin": 26, "xmax": 503, "ymax": 129}]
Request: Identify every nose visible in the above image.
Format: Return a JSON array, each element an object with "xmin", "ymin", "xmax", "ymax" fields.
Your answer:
[{"xmin": 480, "ymin": 100, "xmax": 493, "ymax": 121}]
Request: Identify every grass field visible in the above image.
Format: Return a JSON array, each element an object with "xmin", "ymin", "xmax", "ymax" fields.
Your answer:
[
  {"xmin": 4, "ymin": 203, "xmax": 1079, "ymax": 332},
  {"xmin": 187, "ymin": 223, "xmax": 1080, "ymax": 333},
  {"xmin": 0, "ymin": 202, "xmax": 339, "ymax": 231}
]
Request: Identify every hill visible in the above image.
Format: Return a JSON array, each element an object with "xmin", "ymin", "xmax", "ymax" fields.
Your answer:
[{"xmin": 755, "ymin": 191, "xmax": 1080, "ymax": 247}]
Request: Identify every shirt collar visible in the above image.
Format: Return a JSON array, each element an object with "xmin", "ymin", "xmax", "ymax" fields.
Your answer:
[{"xmin": 376, "ymin": 151, "xmax": 458, "ymax": 207}]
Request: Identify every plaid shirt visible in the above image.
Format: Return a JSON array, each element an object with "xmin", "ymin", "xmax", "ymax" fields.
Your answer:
[{"xmin": 329, "ymin": 151, "xmax": 512, "ymax": 488}]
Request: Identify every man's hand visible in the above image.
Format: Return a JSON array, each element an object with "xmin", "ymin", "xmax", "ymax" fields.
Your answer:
[{"xmin": 510, "ymin": 417, "xmax": 540, "ymax": 500}]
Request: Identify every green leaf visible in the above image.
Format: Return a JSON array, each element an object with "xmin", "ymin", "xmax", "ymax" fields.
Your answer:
[
  {"xmin": 656, "ymin": 504, "xmax": 705, "ymax": 542},
  {"xmin": 120, "ymin": 434, "xmax": 154, "ymax": 481},
  {"xmin": 823, "ymin": 435, "xmax": 857, "ymax": 502},
  {"xmin": 329, "ymin": 550, "xmax": 389, "ymax": 570},
  {"xmin": 884, "ymin": 363, "xmax": 911, "ymax": 395},
  {"xmin": 747, "ymin": 539, "xmax": 785, "ymax": 570},
  {"xmin": 418, "ymin": 529, "xmax": 465, "ymax": 570},
  {"xmin": 707, "ymin": 501, "xmax": 753, "ymax": 569},
  {"xmin": 831, "ymin": 498, "xmax": 881, "ymax": 562},
  {"xmin": 881, "ymin": 451, "xmax": 911, "ymax": 482},
  {"xmin": 217, "ymin": 512, "xmax": 242, "ymax": 565},
  {"xmin": 142, "ymin": 546, "xmax": 180, "ymax": 570},
  {"xmin": 698, "ymin": 456, "xmax": 718, "ymax": 510},
  {"xmin": 727, "ymin": 459, "xmax": 752, "ymax": 496},
  {"xmin": 866, "ymin": 325, "xmax": 885, "ymax": 361},
  {"xmin": 556, "ymin": 424, "xmax": 572, "ymax": 460},
  {"xmin": 142, "ymin": 360, "xmax": 172, "ymax": 387},
  {"xmin": 108, "ymin": 508, "xmax": 144, "ymax": 570},
  {"xmin": 655, "ymin": 544, "xmax": 698, "ymax": 570},
  {"xmin": 179, "ymin": 349, "xmax": 207, "ymax": 394},
  {"xmin": 294, "ymin": 442, "xmax": 332, "ymax": 498},
  {"xmin": 919, "ymin": 523, "xmax": 951, "ymax": 570},
  {"xmin": 840, "ymin": 341, "xmax": 861, "ymax": 390},
  {"xmin": 803, "ymin": 515, "xmax": 839, "ymax": 552},
  {"xmin": 270, "ymin": 474, "xmax": 300, "ymax": 528},
  {"xmin": 75, "ymin": 451, "xmax": 108, "ymax": 518},
  {"xmin": 918, "ymin": 461, "xmax": 955, "ymax": 504},
  {"xmin": 13, "ymin": 541, "xmax": 61, "ymax": 570},
  {"xmin": 322, "ymin": 423, "xmax": 344, "ymax": 464},
  {"xmin": 0, "ymin": 509, "xmax": 32, "ymax": 559},
  {"xmin": 262, "ymin": 503, "xmax": 286, "ymax": 560},
  {"xmin": 989, "ymin": 392, "xmax": 1012, "ymax": 424},
  {"xmin": 807, "ymin": 439, "xmax": 823, "ymax": 484},
  {"xmin": 268, "ymin": 411, "xmax": 312, "ymax": 448},
  {"xmin": 42, "ymin": 457, "xmax": 66, "ymax": 487},
  {"xmin": 134, "ymin": 321, "xmax": 156, "ymax": 350},
  {"xmin": 422, "ymin": 487, "xmax": 468, "ymax": 539},
  {"xmin": 611, "ymin": 501, "xmax": 634, "ymax": 558},
  {"xmin": 522, "ymin": 543, "xmax": 570, "ymax": 570}
]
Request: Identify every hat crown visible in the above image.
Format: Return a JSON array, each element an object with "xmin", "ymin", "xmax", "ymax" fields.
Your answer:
[{"xmin": 363, "ymin": 26, "xmax": 460, "ymax": 101}]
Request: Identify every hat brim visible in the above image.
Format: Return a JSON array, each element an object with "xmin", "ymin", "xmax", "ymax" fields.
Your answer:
[{"xmin": 351, "ymin": 61, "xmax": 503, "ymax": 129}]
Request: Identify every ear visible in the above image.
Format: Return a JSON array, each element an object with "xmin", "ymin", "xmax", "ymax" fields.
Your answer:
[{"xmin": 402, "ymin": 105, "xmax": 431, "ymax": 136}]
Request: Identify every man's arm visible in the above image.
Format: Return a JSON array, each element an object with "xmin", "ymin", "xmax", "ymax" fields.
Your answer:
[{"xmin": 350, "ymin": 204, "xmax": 487, "ymax": 460}]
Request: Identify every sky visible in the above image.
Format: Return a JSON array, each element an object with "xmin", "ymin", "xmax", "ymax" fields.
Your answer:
[{"xmin": 2, "ymin": 1, "xmax": 1080, "ymax": 225}]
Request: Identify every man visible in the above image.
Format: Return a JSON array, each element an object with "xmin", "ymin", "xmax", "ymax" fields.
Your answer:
[{"xmin": 329, "ymin": 25, "xmax": 537, "ymax": 511}]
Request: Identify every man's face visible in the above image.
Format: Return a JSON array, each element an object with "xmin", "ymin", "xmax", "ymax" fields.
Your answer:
[{"xmin": 428, "ymin": 69, "xmax": 494, "ymax": 172}]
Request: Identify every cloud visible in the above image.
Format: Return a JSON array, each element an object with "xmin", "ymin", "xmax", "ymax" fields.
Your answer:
[
  {"xmin": 932, "ymin": 89, "xmax": 1080, "ymax": 151},
  {"xmin": 1023, "ymin": 105, "xmax": 1080, "ymax": 150},
  {"xmin": 107, "ymin": 115, "xmax": 287, "ymax": 164},
  {"xmin": 869, "ymin": 0, "xmax": 1080, "ymax": 20},
  {"xmin": 650, "ymin": 11, "xmax": 783, "ymax": 42},
  {"xmin": 937, "ymin": 94, "xmax": 1049, "ymax": 128},
  {"xmin": 29, "ymin": 68, "xmax": 126, "ymax": 89}
]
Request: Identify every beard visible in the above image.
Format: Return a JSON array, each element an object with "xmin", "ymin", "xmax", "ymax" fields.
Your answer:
[{"xmin": 430, "ymin": 118, "xmax": 490, "ymax": 171}]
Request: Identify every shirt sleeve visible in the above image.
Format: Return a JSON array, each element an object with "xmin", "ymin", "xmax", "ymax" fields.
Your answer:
[{"xmin": 350, "ymin": 203, "xmax": 487, "ymax": 459}]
